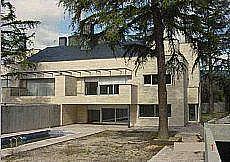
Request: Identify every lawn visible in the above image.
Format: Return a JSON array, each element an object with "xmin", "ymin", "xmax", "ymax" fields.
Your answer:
[
  {"xmin": 3, "ymin": 130, "xmax": 176, "ymax": 162},
  {"xmin": 201, "ymin": 112, "xmax": 229, "ymax": 123}
]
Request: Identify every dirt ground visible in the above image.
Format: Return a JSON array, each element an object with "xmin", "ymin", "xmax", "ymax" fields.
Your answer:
[{"xmin": 3, "ymin": 130, "xmax": 175, "ymax": 162}]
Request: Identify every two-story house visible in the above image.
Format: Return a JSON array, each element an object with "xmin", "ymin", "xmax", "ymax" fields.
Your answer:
[{"xmin": 2, "ymin": 37, "xmax": 200, "ymax": 128}]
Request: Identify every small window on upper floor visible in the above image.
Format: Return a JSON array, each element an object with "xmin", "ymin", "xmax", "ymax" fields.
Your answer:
[
  {"xmin": 152, "ymin": 74, "xmax": 158, "ymax": 84},
  {"xmin": 85, "ymin": 82, "xmax": 98, "ymax": 95},
  {"xmin": 114, "ymin": 84, "xmax": 119, "ymax": 94},
  {"xmin": 166, "ymin": 74, "xmax": 172, "ymax": 84},
  {"xmin": 144, "ymin": 74, "xmax": 171, "ymax": 85},
  {"xmin": 144, "ymin": 75, "xmax": 151, "ymax": 84},
  {"xmin": 99, "ymin": 84, "xmax": 119, "ymax": 95}
]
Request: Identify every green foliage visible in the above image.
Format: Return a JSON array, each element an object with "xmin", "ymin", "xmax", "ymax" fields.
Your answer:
[
  {"xmin": 59, "ymin": 0, "xmax": 229, "ymax": 138},
  {"xmin": 1, "ymin": 0, "xmax": 40, "ymax": 70},
  {"xmin": 59, "ymin": 0, "xmax": 229, "ymax": 73}
]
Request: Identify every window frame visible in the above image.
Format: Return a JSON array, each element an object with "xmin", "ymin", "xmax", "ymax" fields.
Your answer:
[
  {"xmin": 143, "ymin": 74, "xmax": 172, "ymax": 86},
  {"xmin": 99, "ymin": 84, "xmax": 119, "ymax": 95},
  {"xmin": 139, "ymin": 104, "xmax": 172, "ymax": 118},
  {"xmin": 85, "ymin": 82, "xmax": 98, "ymax": 95}
]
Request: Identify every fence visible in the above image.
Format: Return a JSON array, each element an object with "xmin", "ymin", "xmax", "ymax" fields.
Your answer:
[{"xmin": 1, "ymin": 104, "xmax": 60, "ymax": 134}]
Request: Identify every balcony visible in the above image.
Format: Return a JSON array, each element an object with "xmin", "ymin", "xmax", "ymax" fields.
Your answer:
[
  {"xmin": 2, "ymin": 84, "xmax": 138, "ymax": 105},
  {"xmin": 53, "ymin": 84, "xmax": 138, "ymax": 105}
]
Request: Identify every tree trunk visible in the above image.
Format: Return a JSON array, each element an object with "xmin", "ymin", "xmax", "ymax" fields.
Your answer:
[
  {"xmin": 153, "ymin": 7, "xmax": 169, "ymax": 139},
  {"xmin": 208, "ymin": 57, "xmax": 214, "ymax": 113},
  {"xmin": 209, "ymin": 79, "xmax": 214, "ymax": 113}
]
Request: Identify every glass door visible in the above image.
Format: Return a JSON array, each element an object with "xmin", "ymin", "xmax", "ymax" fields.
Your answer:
[
  {"xmin": 188, "ymin": 104, "xmax": 198, "ymax": 121},
  {"xmin": 88, "ymin": 110, "xmax": 100, "ymax": 123}
]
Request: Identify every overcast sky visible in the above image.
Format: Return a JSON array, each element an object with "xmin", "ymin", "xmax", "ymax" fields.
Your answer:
[{"xmin": 10, "ymin": 0, "xmax": 72, "ymax": 49}]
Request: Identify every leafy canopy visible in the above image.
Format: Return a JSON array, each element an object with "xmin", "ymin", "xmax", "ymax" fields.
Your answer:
[{"xmin": 1, "ymin": 0, "xmax": 40, "ymax": 70}]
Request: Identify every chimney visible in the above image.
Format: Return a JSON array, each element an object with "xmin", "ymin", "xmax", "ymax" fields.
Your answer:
[{"xmin": 59, "ymin": 37, "xmax": 67, "ymax": 46}]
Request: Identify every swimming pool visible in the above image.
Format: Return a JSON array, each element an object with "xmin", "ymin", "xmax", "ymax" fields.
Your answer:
[{"xmin": 1, "ymin": 130, "xmax": 64, "ymax": 149}]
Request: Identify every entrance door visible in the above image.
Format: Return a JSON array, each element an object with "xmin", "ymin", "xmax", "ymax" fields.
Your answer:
[
  {"xmin": 101, "ymin": 108, "xmax": 128, "ymax": 124},
  {"xmin": 116, "ymin": 108, "xmax": 128, "ymax": 123},
  {"xmin": 188, "ymin": 104, "xmax": 198, "ymax": 121},
  {"xmin": 88, "ymin": 110, "xmax": 100, "ymax": 123},
  {"xmin": 102, "ymin": 108, "xmax": 115, "ymax": 122}
]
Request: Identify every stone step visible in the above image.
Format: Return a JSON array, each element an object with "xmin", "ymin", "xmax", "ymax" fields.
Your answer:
[{"xmin": 174, "ymin": 142, "xmax": 205, "ymax": 152}]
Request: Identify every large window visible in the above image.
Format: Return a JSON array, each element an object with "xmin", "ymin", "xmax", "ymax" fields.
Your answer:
[
  {"xmin": 85, "ymin": 82, "xmax": 98, "ymax": 95},
  {"xmin": 99, "ymin": 84, "xmax": 119, "ymax": 95},
  {"xmin": 144, "ymin": 74, "xmax": 171, "ymax": 85},
  {"xmin": 25, "ymin": 79, "xmax": 55, "ymax": 96},
  {"xmin": 139, "ymin": 104, "xmax": 171, "ymax": 117}
]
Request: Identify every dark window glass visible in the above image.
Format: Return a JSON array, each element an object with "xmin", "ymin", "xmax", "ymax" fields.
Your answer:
[
  {"xmin": 154, "ymin": 105, "xmax": 159, "ymax": 117},
  {"xmin": 102, "ymin": 108, "xmax": 115, "ymax": 122},
  {"xmin": 152, "ymin": 74, "xmax": 158, "ymax": 84},
  {"xmin": 139, "ymin": 105, "xmax": 154, "ymax": 117},
  {"xmin": 114, "ymin": 85, "xmax": 119, "ymax": 94},
  {"xmin": 88, "ymin": 110, "xmax": 100, "ymax": 122},
  {"xmin": 85, "ymin": 82, "xmax": 98, "ymax": 95},
  {"xmin": 116, "ymin": 109, "xmax": 128, "ymax": 122},
  {"xmin": 144, "ymin": 75, "xmax": 151, "ymax": 84},
  {"xmin": 167, "ymin": 104, "xmax": 171, "ymax": 117},
  {"xmin": 108, "ymin": 85, "xmax": 113, "ymax": 94},
  {"xmin": 100, "ymin": 85, "xmax": 108, "ymax": 94},
  {"xmin": 25, "ymin": 79, "xmax": 55, "ymax": 96},
  {"xmin": 166, "ymin": 74, "xmax": 171, "ymax": 84},
  {"xmin": 139, "ymin": 104, "xmax": 171, "ymax": 117}
]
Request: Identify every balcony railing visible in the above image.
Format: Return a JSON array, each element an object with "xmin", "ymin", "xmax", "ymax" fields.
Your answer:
[
  {"xmin": 2, "ymin": 84, "xmax": 138, "ymax": 105},
  {"xmin": 2, "ymin": 87, "xmax": 54, "ymax": 97}
]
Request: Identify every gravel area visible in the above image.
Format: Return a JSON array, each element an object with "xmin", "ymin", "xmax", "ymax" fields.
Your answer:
[{"xmin": 3, "ymin": 130, "xmax": 173, "ymax": 162}]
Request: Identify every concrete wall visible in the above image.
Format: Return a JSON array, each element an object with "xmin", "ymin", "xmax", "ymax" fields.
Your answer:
[
  {"xmin": 1, "ymin": 104, "xmax": 60, "ymax": 134},
  {"xmin": 207, "ymin": 124, "xmax": 230, "ymax": 142},
  {"xmin": 62, "ymin": 104, "xmax": 88, "ymax": 125},
  {"xmin": 204, "ymin": 124, "xmax": 221, "ymax": 162},
  {"xmin": 76, "ymin": 105, "xmax": 88, "ymax": 123},
  {"xmin": 130, "ymin": 104, "xmax": 137, "ymax": 127},
  {"xmin": 65, "ymin": 76, "xmax": 78, "ymax": 96},
  {"xmin": 52, "ymin": 84, "xmax": 135, "ymax": 105},
  {"xmin": 134, "ymin": 69, "xmax": 187, "ymax": 126}
]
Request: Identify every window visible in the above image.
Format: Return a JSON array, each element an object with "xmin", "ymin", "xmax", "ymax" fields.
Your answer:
[
  {"xmin": 85, "ymin": 82, "xmax": 98, "ymax": 95},
  {"xmin": 139, "ymin": 104, "xmax": 171, "ymax": 117},
  {"xmin": 25, "ymin": 79, "xmax": 55, "ymax": 96},
  {"xmin": 139, "ymin": 105, "xmax": 154, "ymax": 117},
  {"xmin": 188, "ymin": 104, "xmax": 198, "ymax": 121},
  {"xmin": 152, "ymin": 74, "xmax": 158, "ymax": 84},
  {"xmin": 114, "ymin": 85, "xmax": 119, "ymax": 94},
  {"xmin": 167, "ymin": 104, "xmax": 172, "ymax": 117},
  {"xmin": 166, "ymin": 74, "xmax": 171, "ymax": 84},
  {"xmin": 99, "ymin": 84, "xmax": 119, "ymax": 95},
  {"xmin": 144, "ymin": 74, "xmax": 171, "ymax": 85},
  {"xmin": 144, "ymin": 75, "xmax": 151, "ymax": 84},
  {"xmin": 100, "ymin": 85, "xmax": 108, "ymax": 94}
]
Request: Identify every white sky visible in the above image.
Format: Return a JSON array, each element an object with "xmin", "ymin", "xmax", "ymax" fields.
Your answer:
[{"xmin": 9, "ymin": 0, "xmax": 72, "ymax": 49}]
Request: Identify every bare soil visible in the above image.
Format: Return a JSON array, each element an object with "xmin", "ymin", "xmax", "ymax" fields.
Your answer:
[{"xmin": 4, "ymin": 130, "xmax": 174, "ymax": 162}]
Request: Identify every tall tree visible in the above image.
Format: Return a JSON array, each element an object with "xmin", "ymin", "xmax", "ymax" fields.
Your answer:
[
  {"xmin": 1, "ymin": 0, "xmax": 40, "ymax": 70},
  {"xmin": 187, "ymin": 0, "xmax": 229, "ymax": 113},
  {"xmin": 59, "ymin": 0, "xmax": 229, "ymax": 139}
]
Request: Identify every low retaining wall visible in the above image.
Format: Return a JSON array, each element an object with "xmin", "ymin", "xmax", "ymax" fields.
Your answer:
[
  {"xmin": 204, "ymin": 116, "xmax": 230, "ymax": 162},
  {"xmin": 1, "ymin": 104, "xmax": 60, "ymax": 134}
]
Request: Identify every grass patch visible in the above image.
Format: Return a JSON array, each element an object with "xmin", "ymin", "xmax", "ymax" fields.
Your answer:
[
  {"xmin": 3, "ymin": 130, "xmax": 176, "ymax": 162},
  {"xmin": 201, "ymin": 112, "xmax": 229, "ymax": 123}
]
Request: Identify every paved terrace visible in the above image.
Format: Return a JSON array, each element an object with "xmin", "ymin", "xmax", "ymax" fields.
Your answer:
[
  {"xmin": 1, "ymin": 124, "xmax": 128, "ymax": 158},
  {"xmin": 1, "ymin": 123, "xmax": 204, "ymax": 161}
]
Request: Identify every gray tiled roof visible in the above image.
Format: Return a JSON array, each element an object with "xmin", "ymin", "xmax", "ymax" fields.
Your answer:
[{"xmin": 29, "ymin": 44, "xmax": 125, "ymax": 62}]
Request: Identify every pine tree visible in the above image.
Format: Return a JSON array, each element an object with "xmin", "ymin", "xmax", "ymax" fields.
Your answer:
[
  {"xmin": 1, "ymin": 0, "xmax": 40, "ymax": 70},
  {"xmin": 59, "ymin": 0, "xmax": 229, "ymax": 139}
]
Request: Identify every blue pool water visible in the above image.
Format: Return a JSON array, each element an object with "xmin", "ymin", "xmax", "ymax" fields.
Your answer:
[{"xmin": 1, "ymin": 130, "xmax": 64, "ymax": 149}]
